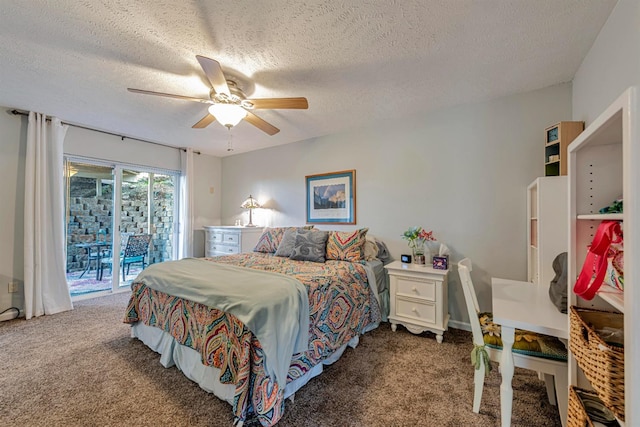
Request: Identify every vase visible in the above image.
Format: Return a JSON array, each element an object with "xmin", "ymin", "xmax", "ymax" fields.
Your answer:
[{"xmin": 412, "ymin": 240, "xmax": 427, "ymax": 265}]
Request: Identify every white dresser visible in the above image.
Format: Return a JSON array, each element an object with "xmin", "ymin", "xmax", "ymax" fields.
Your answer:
[
  {"xmin": 203, "ymin": 226, "xmax": 262, "ymax": 257},
  {"xmin": 385, "ymin": 261, "xmax": 449, "ymax": 343}
]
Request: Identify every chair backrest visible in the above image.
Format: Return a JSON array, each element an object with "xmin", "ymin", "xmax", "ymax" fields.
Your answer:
[
  {"xmin": 96, "ymin": 228, "xmax": 107, "ymax": 243},
  {"xmin": 457, "ymin": 258, "xmax": 485, "ymax": 347},
  {"xmin": 124, "ymin": 234, "xmax": 151, "ymax": 258}
]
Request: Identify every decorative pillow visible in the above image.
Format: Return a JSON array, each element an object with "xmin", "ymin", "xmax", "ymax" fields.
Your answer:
[
  {"xmin": 253, "ymin": 226, "xmax": 313, "ymax": 253},
  {"xmin": 253, "ymin": 227, "xmax": 286, "ymax": 253},
  {"xmin": 326, "ymin": 228, "xmax": 369, "ymax": 262},
  {"xmin": 289, "ymin": 229, "xmax": 329, "ymax": 263},
  {"xmin": 274, "ymin": 227, "xmax": 303, "ymax": 257},
  {"xmin": 479, "ymin": 312, "xmax": 567, "ymax": 361}
]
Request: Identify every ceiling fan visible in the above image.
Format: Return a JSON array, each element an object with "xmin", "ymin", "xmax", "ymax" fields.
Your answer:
[{"xmin": 127, "ymin": 55, "xmax": 308, "ymax": 136}]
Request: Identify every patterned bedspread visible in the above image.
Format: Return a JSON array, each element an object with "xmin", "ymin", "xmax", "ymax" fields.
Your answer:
[{"xmin": 123, "ymin": 253, "xmax": 381, "ymax": 427}]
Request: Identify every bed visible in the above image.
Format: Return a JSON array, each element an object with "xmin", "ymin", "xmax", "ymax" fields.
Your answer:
[{"xmin": 123, "ymin": 227, "xmax": 388, "ymax": 426}]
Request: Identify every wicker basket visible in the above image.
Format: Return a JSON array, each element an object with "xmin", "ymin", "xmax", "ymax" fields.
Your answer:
[
  {"xmin": 568, "ymin": 386, "xmax": 620, "ymax": 427},
  {"xmin": 568, "ymin": 386, "xmax": 595, "ymax": 427},
  {"xmin": 569, "ymin": 306, "xmax": 624, "ymax": 421}
]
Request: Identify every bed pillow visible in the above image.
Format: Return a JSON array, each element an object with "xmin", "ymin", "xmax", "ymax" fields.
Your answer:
[
  {"xmin": 326, "ymin": 228, "xmax": 369, "ymax": 262},
  {"xmin": 364, "ymin": 233, "xmax": 379, "ymax": 261},
  {"xmin": 289, "ymin": 229, "xmax": 329, "ymax": 263},
  {"xmin": 274, "ymin": 227, "xmax": 303, "ymax": 257}
]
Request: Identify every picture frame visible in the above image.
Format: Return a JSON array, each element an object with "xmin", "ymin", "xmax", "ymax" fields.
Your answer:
[{"xmin": 305, "ymin": 170, "xmax": 356, "ymax": 224}]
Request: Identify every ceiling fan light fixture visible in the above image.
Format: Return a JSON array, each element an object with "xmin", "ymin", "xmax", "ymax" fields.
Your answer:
[
  {"xmin": 128, "ymin": 56, "xmax": 306, "ymax": 135},
  {"xmin": 208, "ymin": 103, "xmax": 247, "ymax": 128}
]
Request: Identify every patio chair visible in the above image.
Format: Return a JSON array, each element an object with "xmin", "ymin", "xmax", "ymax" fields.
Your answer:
[{"xmin": 98, "ymin": 234, "xmax": 151, "ymax": 281}]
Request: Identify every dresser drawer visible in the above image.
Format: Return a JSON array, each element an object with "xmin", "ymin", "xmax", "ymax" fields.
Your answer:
[
  {"xmin": 209, "ymin": 244, "xmax": 240, "ymax": 255},
  {"xmin": 395, "ymin": 276, "xmax": 436, "ymax": 301},
  {"xmin": 221, "ymin": 233, "xmax": 240, "ymax": 245},
  {"xmin": 395, "ymin": 298, "xmax": 436, "ymax": 324},
  {"xmin": 208, "ymin": 232, "xmax": 224, "ymax": 243}
]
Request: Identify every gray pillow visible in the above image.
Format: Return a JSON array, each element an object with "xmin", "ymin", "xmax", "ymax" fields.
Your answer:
[
  {"xmin": 274, "ymin": 227, "xmax": 302, "ymax": 257},
  {"xmin": 289, "ymin": 229, "xmax": 329, "ymax": 263}
]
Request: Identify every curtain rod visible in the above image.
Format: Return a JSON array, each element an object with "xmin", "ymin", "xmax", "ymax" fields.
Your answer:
[{"xmin": 9, "ymin": 109, "xmax": 200, "ymax": 154}]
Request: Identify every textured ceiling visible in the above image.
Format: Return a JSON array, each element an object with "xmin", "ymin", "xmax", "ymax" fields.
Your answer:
[{"xmin": 0, "ymin": 1, "xmax": 616, "ymax": 157}]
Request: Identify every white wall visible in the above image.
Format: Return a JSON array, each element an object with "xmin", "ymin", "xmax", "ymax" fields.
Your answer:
[
  {"xmin": 193, "ymin": 153, "xmax": 222, "ymax": 257},
  {"xmin": 220, "ymin": 83, "xmax": 573, "ymax": 325},
  {"xmin": 3, "ymin": 0, "xmax": 631, "ymax": 321},
  {"xmin": 572, "ymin": 0, "xmax": 640, "ymax": 124},
  {"xmin": 0, "ymin": 110, "xmax": 26, "ymax": 314},
  {"xmin": 64, "ymin": 126, "xmax": 181, "ymax": 171},
  {"xmin": 0, "ymin": 109, "xmax": 222, "ymax": 315}
]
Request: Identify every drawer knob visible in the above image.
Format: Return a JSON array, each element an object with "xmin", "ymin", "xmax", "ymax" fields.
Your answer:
[
  {"xmin": 412, "ymin": 286, "xmax": 417, "ymax": 292},
  {"xmin": 228, "ymin": 248, "xmax": 234, "ymax": 252},
  {"xmin": 412, "ymin": 307, "xmax": 418, "ymax": 313}
]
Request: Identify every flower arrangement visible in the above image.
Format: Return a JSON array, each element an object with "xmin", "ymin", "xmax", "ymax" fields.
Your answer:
[{"xmin": 402, "ymin": 226, "xmax": 435, "ymax": 253}]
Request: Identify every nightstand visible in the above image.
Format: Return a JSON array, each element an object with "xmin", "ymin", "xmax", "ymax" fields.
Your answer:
[
  {"xmin": 203, "ymin": 226, "xmax": 262, "ymax": 257},
  {"xmin": 385, "ymin": 260, "xmax": 449, "ymax": 343}
]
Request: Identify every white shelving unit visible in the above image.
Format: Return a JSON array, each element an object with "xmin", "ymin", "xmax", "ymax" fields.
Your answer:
[
  {"xmin": 527, "ymin": 176, "xmax": 568, "ymax": 286},
  {"xmin": 567, "ymin": 86, "xmax": 639, "ymax": 425}
]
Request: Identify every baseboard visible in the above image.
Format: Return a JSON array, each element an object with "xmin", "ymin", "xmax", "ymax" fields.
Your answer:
[
  {"xmin": 0, "ymin": 308, "xmax": 22, "ymax": 322},
  {"xmin": 448, "ymin": 319, "xmax": 471, "ymax": 332}
]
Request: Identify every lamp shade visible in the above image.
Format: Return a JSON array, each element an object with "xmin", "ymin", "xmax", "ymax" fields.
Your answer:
[
  {"xmin": 208, "ymin": 104, "xmax": 247, "ymax": 128},
  {"xmin": 241, "ymin": 195, "xmax": 261, "ymax": 209}
]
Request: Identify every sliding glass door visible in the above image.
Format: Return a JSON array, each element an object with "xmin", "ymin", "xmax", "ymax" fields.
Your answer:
[
  {"xmin": 65, "ymin": 157, "xmax": 179, "ymax": 298},
  {"xmin": 65, "ymin": 160, "xmax": 115, "ymax": 296}
]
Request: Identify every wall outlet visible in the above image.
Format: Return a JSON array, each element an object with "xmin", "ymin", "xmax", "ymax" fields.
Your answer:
[{"xmin": 8, "ymin": 281, "xmax": 18, "ymax": 293}]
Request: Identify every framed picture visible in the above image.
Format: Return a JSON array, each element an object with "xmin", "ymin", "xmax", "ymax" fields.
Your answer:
[{"xmin": 306, "ymin": 170, "xmax": 356, "ymax": 224}]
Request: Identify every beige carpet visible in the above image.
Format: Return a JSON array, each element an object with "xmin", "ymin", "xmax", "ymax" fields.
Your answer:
[{"xmin": 0, "ymin": 292, "xmax": 561, "ymax": 426}]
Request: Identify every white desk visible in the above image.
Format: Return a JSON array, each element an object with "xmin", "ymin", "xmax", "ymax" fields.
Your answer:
[{"xmin": 491, "ymin": 277, "xmax": 568, "ymax": 427}]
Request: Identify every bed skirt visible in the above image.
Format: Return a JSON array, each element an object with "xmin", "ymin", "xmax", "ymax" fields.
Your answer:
[{"xmin": 131, "ymin": 320, "xmax": 377, "ymax": 408}]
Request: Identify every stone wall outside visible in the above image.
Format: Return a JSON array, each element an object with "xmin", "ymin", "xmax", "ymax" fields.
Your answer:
[{"xmin": 67, "ymin": 181, "xmax": 174, "ymax": 272}]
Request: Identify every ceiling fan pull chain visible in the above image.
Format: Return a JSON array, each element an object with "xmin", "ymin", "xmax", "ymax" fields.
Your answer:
[{"xmin": 227, "ymin": 129, "xmax": 234, "ymax": 152}]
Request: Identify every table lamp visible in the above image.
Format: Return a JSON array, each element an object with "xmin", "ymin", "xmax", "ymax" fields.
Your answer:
[{"xmin": 240, "ymin": 195, "xmax": 261, "ymax": 227}]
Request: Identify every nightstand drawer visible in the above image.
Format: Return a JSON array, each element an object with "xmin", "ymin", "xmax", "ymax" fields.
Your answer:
[
  {"xmin": 395, "ymin": 277, "xmax": 436, "ymax": 301},
  {"xmin": 395, "ymin": 298, "xmax": 436, "ymax": 324}
]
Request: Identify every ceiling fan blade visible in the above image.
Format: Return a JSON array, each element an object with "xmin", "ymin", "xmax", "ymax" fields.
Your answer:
[
  {"xmin": 246, "ymin": 97, "xmax": 309, "ymax": 109},
  {"xmin": 192, "ymin": 113, "xmax": 217, "ymax": 129},
  {"xmin": 127, "ymin": 88, "xmax": 211, "ymax": 104},
  {"xmin": 196, "ymin": 55, "xmax": 230, "ymax": 96},
  {"xmin": 244, "ymin": 112, "xmax": 280, "ymax": 136}
]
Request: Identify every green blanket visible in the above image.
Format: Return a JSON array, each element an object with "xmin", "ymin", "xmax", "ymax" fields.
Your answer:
[{"xmin": 133, "ymin": 257, "xmax": 310, "ymax": 388}]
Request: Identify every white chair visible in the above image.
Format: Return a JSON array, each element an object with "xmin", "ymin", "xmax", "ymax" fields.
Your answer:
[{"xmin": 457, "ymin": 258, "xmax": 568, "ymax": 421}]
